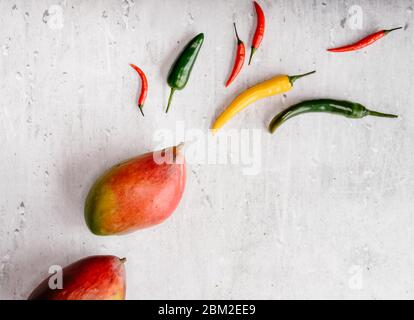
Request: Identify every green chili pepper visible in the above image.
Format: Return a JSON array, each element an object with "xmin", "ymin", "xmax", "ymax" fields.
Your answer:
[
  {"xmin": 166, "ymin": 33, "xmax": 204, "ymax": 113},
  {"xmin": 269, "ymin": 99, "xmax": 398, "ymax": 134}
]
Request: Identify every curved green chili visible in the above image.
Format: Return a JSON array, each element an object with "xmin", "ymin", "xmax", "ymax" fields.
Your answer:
[
  {"xmin": 269, "ymin": 99, "xmax": 398, "ymax": 134},
  {"xmin": 166, "ymin": 33, "xmax": 204, "ymax": 113}
]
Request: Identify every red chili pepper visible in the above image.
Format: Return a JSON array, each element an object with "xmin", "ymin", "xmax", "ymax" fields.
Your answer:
[
  {"xmin": 249, "ymin": 1, "xmax": 265, "ymax": 65},
  {"xmin": 226, "ymin": 23, "xmax": 246, "ymax": 87},
  {"xmin": 129, "ymin": 63, "xmax": 148, "ymax": 116},
  {"xmin": 327, "ymin": 27, "xmax": 402, "ymax": 53}
]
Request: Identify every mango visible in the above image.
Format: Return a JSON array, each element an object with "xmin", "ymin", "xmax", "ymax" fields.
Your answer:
[
  {"xmin": 28, "ymin": 255, "xmax": 126, "ymax": 300},
  {"xmin": 84, "ymin": 145, "xmax": 186, "ymax": 235}
]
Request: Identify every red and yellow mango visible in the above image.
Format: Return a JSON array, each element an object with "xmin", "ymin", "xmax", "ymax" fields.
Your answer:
[
  {"xmin": 84, "ymin": 145, "xmax": 186, "ymax": 235},
  {"xmin": 28, "ymin": 255, "xmax": 126, "ymax": 300}
]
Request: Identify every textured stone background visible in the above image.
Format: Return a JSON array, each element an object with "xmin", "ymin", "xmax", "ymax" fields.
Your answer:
[{"xmin": 0, "ymin": 0, "xmax": 413, "ymax": 299}]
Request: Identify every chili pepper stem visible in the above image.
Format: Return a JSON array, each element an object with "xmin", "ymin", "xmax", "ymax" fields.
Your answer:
[
  {"xmin": 138, "ymin": 105, "xmax": 144, "ymax": 117},
  {"xmin": 384, "ymin": 27, "xmax": 403, "ymax": 35},
  {"xmin": 166, "ymin": 88, "xmax": 176, "ymax": 113},
  {"xmin": 367, "ymin": 110, "xmax": 398, "ymax": 118},
  {"xmin": 233, "ymin": 23, "xmax": 241, "ymax": 43},
  {"xmin": 288, "ymin": 70, "xmax": 316, "ymax": 85},
  {"xmin": 248, "ymin": 47, "xmax": 256, "ymax": 65}
]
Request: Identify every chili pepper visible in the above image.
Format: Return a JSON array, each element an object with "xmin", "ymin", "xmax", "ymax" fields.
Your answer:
[
  {"xmin": 129, "ymin": 64, "xmax": 148, "ymax": 116},
  {"xmin": 327, "ymin": 27, "xmax": 402, "ymax": 52},
  {"xmin": 225, "ymin": 23, "xmax": 245, "ymax": 87},
  {"xmin": 212, "ymin": 70, "xmax": 315, "ymax": 133},
  {"xmin": 269, "ymin": 99, "xmax": 398, "ymax": 134},
  {"xmin": 166, "ymin": 33, "xmax": 204, "ymax": 113},
  {"xmin": 249, "ymin": 1, "xmax": 265, "ymax": 65}
]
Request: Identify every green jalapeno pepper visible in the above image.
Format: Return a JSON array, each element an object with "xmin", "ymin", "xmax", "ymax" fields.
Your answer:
[
  {"xmin": 166, "ymin": 33, "xmax": 204, "ymax": 113},
  {"xmin": 269, "ymin": 99, "xmax": 398, "ymax": 134}
]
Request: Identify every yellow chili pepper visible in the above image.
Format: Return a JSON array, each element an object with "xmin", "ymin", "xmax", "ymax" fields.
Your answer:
[{"xmin": 211, "ymin": 70, "xmax": 316, "ymax": 133}]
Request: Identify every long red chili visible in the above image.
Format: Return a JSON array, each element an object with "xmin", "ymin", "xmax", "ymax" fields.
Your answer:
[
  {"xmin": 249, "ymin": 1, "xmax": 265, "ymax": 65},
  {"xmin": 327, "ymin": 27, "xmax": 402, "ymax": 52},
  {"xmin": 226, "ymin": 23, "xmax": 246, "ymax": 87},
  {"xmin": 129, "ymin": 63, "xmax": 148, "ymax": 116}
]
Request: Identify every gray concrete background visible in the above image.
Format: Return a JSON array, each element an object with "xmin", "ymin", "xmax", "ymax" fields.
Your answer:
[{"xmin": 1, "ymin": 0, "xmax": 413, "ymax": 299}]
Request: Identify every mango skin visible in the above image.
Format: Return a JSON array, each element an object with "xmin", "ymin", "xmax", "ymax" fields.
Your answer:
[
  {"xmin": 84, "ymin": 146, "xmax": 186, "ymax": 235},
  {"xmin": 28, "ymin": 255, "xmax": 126, "ymax": 300}
]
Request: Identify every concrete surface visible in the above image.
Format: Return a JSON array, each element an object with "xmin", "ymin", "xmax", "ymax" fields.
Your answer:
[{"xmin": 1, "ymin": 0, "xmax": 414, "ymax": 300}]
